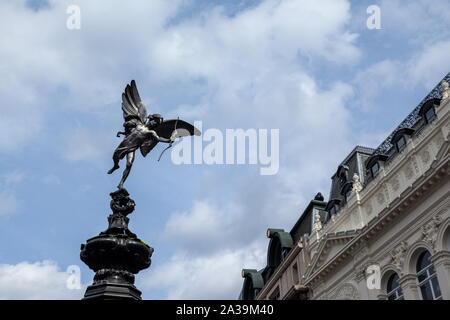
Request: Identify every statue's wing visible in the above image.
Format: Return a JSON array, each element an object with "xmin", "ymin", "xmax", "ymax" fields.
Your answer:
[
  {"xmin": 154, "ymin": 119, "xmax": 201, "ymax": 140},
  {"xmin": 140, "ymin": 139, "xmax": 158, "ymax": 157},
  {"xmin": 121, "ymin": 80, "xmax": 148, "ymax": 124}
]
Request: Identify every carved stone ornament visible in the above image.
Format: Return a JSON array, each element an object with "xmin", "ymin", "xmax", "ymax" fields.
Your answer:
[
  {"xmin": 391, "ymin": 176, "xmax": 400, "ymax": 191},
  {"xmin": 421, "ymin": 215, "xmax": 442, "ymax": 252},
  {"xmin": 421, "ymin": 148, "xmax": 431, "ymax": 164},
  {"xmin": 404, "ymin": 165, "xmax": 414, "ymax": 180},
  {"xmin": 354, "ymin": 261, "xmax": 377, "ymax": 283},
  {"xmin": 389, "ymin": 241, "xmax": 408, "ymax": 274},
  {"xmin": 376, "ymin": 192, "xmax": 385, "ymax": 205},
  {"xmin": 332, "ymin": 283, "xmax": 360, "ymax": 300},
  {"xmin": 434, "ymin": 135, "xmax": 445, "ymax": 150},
  {"xmin": 412, "ymin": 157, "xmax": 420, "ymax": 174}
]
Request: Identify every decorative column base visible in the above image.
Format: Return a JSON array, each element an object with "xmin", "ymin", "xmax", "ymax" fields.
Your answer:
[
  {"xmin": 80, "ymin": 188, "xmax": 153, "ymax": 300},
  {"xmin": 83, "ymin": 280, "xmax": 143, "ymax": 300}
]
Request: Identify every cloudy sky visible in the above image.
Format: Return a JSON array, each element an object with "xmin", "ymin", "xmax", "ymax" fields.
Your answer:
[{"xmin": 0, "ymin": 0, "xmax": 449, "ymax": 299}]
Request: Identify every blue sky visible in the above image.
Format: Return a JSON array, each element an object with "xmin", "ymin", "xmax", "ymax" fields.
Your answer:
[{"xmin": 0, "ymin": 0, "xmax": 449, "ymax": 299}]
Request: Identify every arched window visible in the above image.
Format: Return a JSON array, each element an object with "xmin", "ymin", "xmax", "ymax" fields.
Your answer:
[
  {"xmin": 416, "ymin": 251, "xmax": 442, "ymax": 300},
  {"xmin": 386, "ymin": 273, "xmax": 403, "ymax": 300},
  {"xmin": 445, "ymin": 227, "xmax": 450, "ymax": 251}
]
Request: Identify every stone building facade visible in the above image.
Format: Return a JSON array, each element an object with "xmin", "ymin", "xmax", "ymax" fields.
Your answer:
[{"xmin": 239, "ymin": 73, "xmax": 450, "ymax": 300}]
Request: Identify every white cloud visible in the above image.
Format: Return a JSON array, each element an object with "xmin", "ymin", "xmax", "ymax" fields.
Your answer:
[
  {"xmin": 351, "ymin": 41, "xmax": 450, "ymax": 113},
  {"xmin": 0, "ymin": 261, "xmax": 85, "ymax": 299},
  {"xmin": 42, "ymin": 174, "xmax": 61, "ymax": 185},
  {"xmin": 62, "ymin": 128, "xmax": 115, "ymax": 164},
  {"xmin": 0, "ymin": 0, "xmax": 182, "ymax": 152},
  {"xmin": 0, "ymin": 191, "xmax": 20, "ymax": 217},
  {"xmin": 408, "ymin": 40, "xmax": 450, "ymax": 89},
  {"xmin": 352, "ymin": 59, "xmax": 403, "ymax": 111},
  {"xmin": 162, "ymin": 199, "xmax": 266, "ymax": 255},
  {"xmin": 163, "ymin": 200, "xmax": 229, "ymax": 252},
  {"xmin": 348, "ymin": 0, "xmax": 450, "ymax": 114},
  {"xmin": 140, "ymin": 245, "xmax": 266, "ymax": 299},
  {"xmin": 0, "ymin": 171, "xmax": 25, "ymax": 216},
  {"xmin": 150, "ymin": 0, "xmax": 360, "ymax": 81},
  {"xmin": 380, "ymin": 0, "xmax": 450, "ymax": 43},
  {"xmin": 2, "ymin": 170, "xmax": 26, "ymax": 187}
]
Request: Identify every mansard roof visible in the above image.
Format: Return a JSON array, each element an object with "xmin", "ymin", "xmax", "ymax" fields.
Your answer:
[
  {"xmin": 332, "ymin": 146, "xmax": 375, "ymax": 178},
  {"xmin": 328, "ymin": 146, "xmax": 373, "ymax": 205},
  {"xmin": 289, "ymin": 195, "xmax": 327, "ymax": 243},
  {"xmin": 372, "ymin": 73, "xmax": 450, "ymax": 157},
  {"xmin": 329, "ymin": 72, "xmax": 450, "ymax": 212}
]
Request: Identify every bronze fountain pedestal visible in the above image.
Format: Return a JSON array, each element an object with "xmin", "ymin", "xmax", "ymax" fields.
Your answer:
[{"xmin": 80, "ymin": 188, "xmax": 153, "ymax": 300}]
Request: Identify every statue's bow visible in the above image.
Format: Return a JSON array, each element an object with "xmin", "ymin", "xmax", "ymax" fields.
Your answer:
[{"xmin": 157, "ymin": 117, "xmax": 179, "ymax": 162}]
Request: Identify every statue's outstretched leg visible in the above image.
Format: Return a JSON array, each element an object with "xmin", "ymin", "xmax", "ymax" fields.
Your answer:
[
  {"xmin": 108, "ymin": 149, "xmax": 122, "ymax": 174},
  {"xmin": 118, "ymin": 151, "xmax": 135, "ymax": 189},
  {"xmin": 108, "ymin": 160, "xmax": 120, "ymax": 174},
  {"xmin": 108, "ymin": 163, "xmax": 119, "ymax": 174}
]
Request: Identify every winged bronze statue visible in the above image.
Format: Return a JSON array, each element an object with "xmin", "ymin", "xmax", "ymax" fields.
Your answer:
[{"xmin": 108, "ymin": 80, "xmax": 201, "ymax": 189}]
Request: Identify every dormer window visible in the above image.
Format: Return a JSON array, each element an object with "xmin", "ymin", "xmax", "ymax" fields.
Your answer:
[
  {"xmin": 366, "ymin": 154, "xmax": 388, "ymax": 179},
  {"xmin": 425, "ymin": 107, "xmax": 436, "ymax": 123},
  {"xmin": 346, "ymin": 189, "xmax": 352, "ymax": 199},
  {"xmin": 325, "ymin": 199, "xmax": 340, "ymax": 222},
  {"xmin": 340, "ymin": 181, "xmax": 353, "ymax": 201},
  {"xmin": 336, "ymin": 165, "xmax": 349, "ymax": 187},
  {"xmin": 391, "ymin": 127, "xmax": 414, "ymax": 153},
  {"xmin": 370, "ymin": 162, "xmax": 379, "ymax": 178},
  {"xmin": 419, "ymin": 98, "xmax": 441, "ymax": 124},
  {"xmin": 396, "ymin": 136, "xmax": 406, "ymax": 152},
  {"xmin": 329, "ymin": 206, "xmax": 336, "ymax": 216}
]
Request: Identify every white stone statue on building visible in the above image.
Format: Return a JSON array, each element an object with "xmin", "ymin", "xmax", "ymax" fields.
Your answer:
[
  {"xmin": 352, "ymin": 173, "xmax": 363, "ymax": 193},
  {"xmin": 441, "ymin": 80, "xmax": 449, "ymax": 100},
  {"xmin": 313, "ymin": 211, "xmax": 322, "ymax": 231}
]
